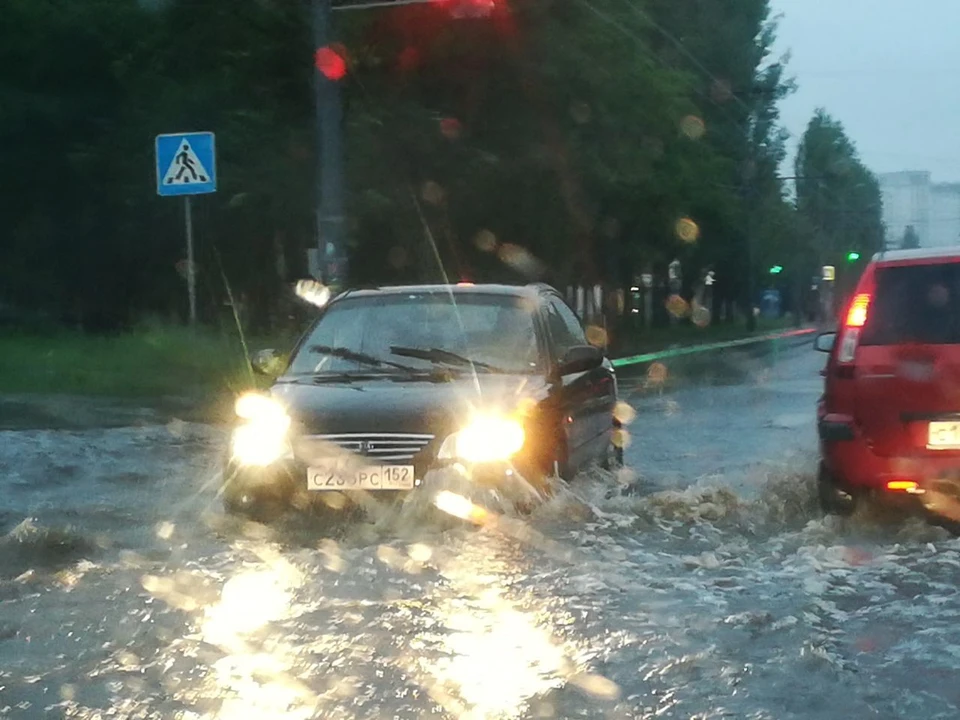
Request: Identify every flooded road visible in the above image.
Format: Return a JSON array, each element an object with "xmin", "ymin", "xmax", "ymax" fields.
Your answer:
[{"xmin": 3, "ymin": 342, "xmax": 960, "ymax": 719}]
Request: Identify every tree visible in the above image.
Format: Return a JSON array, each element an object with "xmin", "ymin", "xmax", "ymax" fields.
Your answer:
[
  {"xmin": 0, "ymin": 0, "xmax": 870, "ymax": 337},
  {"xmin": 901, "ymin": 225, "xmax": 921, "ymax": 249},
  {"xmin": 795, "ymin": 109, "xmax": 885, "ymax": 267}
]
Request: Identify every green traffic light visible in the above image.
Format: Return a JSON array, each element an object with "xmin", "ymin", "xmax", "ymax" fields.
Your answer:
[
  {"xmin": 769, "ymin": 265, "xmax": 783, "ymax": 274},
  {"xmin": 846, "ymin": 251, "xmax": 860, "ymax": 262}
]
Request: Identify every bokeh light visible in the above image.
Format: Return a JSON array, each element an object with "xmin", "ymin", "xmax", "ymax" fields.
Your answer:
[
  {"xmin": 421, "ymin": 181, "xmax": 446, "ymax": 205},
  {"xmin": 612, "ymin": 428, "xmax": 631, "ymax": 449},
  {"xmin": 675, "ymin": 217, "xmax": 700, "ymax": 244},
  {"xmin": 315, "ymin": 46, "xmax": 347, "ymax": 81},
  {"xmin": 680, "ymin": 114, "xmax": 706, "ymax": 140},
  {"xmin": 692, "ymin": 303, "xmax": 711, "ymax": 328},
  {"xmin": 585, "ymin": 325, "xmax": 607, "ymax": 347},
  {"xmin": 666, "ymin": 294, "xmax": 690, "ymax": 318},
  {"xmin": 646, "ymin": 361, "xmax": 668, "ymax": 388},
  {"xmin": 473, "ymin": 229, "xmax": 498, "ymax": 252},
  {"xmin": 440, "ymin": 117, "xmax": 462, "ymax": 140},
  {"xmin": 497, "ymin": 243, "xmax": 545, "ymax": 278},
  {"xmin": 613, "ymin": 401, "xmax": 636, "ymax": 426}
]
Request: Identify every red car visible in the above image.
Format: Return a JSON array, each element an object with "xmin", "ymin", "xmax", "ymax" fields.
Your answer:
[{"xmin": 816, "ymin": 247, "xmax": 960, "ymax": 522}]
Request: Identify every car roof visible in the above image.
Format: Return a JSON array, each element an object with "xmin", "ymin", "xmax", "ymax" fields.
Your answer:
[
  {"xmin": 872, "ymin": 246, "xmax": 960, "ymax": 265},
  {"xmin": 336, "ymin": 282, "xmax": 554, "ymax": 300}
]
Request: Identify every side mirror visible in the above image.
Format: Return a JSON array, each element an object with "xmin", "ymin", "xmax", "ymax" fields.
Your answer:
[
  {"xmin": 558, "ymin": 345, "xmax": 604, "ymax": 375},
  {"xmin": 251, "ymin": 348, "xmax": 286, "ymax": 377},
  {"xmin": 814, "ymin": 332, "xmax": 836, "ymax": 353}
]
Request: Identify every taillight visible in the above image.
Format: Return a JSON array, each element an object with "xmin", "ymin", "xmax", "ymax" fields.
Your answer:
[
  {"xmin": 845, "ymin": 293, "xmax": 871, "ymax": 328},
  {"xmin": 838, "ymin": 293, "xmax": 871, "ymax": 363}
]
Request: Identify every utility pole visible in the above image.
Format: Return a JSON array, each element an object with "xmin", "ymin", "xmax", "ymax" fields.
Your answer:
[
  {"xmin": 312, "ymin": 0, "xmax": 346, "ymax": 288},
  {"xmin": 742, "ymin": 154, "xmax": 757, "ymax": 332}
]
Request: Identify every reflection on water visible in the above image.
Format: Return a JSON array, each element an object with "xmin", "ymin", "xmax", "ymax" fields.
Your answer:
[
  {"xmin": 199, "ymin": 552, "xmax": 316, "ymax": 719},
  {"xmin": 423, "ymin": 567, "xmax": 572, "ymax": 718},
  {"xmin": 9, "ymin": 415, "xmax": 960, "ymax": 719}
]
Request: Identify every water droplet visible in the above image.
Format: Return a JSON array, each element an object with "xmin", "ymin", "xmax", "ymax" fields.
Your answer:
[
  {"xmin": 675, "ymin": 217, "xmax": 700, "ymax": 244},
  {"xmin": 666, "ymin": 294, "xmax": 690, "ymax": 318},
  {"xmin": 421, "ymin": 181, "xmax": 445, "ymax": 205},
  {"xmin": 680, "ymin": 114, "xmax": 706, "ymax": 140},
  {"xmin": 613, "ymin": 401, "xmax": 636, "ymax": 425},
  {"xmin": 474, "ymin": 229, "xmax": 498, "ymax": 252},
  {"xmin": 439, "ymin": 117, "xmax": 462, "ymax": 140}
]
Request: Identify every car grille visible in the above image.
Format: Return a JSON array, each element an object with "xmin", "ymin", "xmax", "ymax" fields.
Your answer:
[{"xmin": 306, "ymin": 433, "xmax": 435, "ymax": 463}]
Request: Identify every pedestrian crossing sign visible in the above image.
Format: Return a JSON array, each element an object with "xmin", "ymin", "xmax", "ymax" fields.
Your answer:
[{"xmin": 155, "ymin": 132, "xmax": 217, "ymax": 196}]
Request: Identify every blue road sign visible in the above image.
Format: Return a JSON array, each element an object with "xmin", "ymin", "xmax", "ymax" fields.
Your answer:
[{"xmin": 156, "ymin": 132, "xmax": 217, "ymax": 196}]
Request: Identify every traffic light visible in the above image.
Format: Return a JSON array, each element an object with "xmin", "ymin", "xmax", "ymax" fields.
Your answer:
[
  {"xmin": 846, "ymin": 251, "xmax": 860, "ymax": 262},
  {"xmin": 769, "ymin": 265, "xmax": 783, "ymax": 274}
]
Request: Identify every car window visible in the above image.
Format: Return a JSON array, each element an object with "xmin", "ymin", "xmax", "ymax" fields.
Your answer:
[
  {"xmin": 288, "ymin": 293, "xmax": 541, "ymax": 374},
  {"xmin": 861, "ymin": 263, "xmax": 960, "ymax": 345},
  {"xmin": 544, "ymin": 296, "xmax": 587, "ymax": 357}
]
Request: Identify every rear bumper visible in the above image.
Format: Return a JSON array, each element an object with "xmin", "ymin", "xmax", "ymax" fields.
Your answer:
[{"xmin": 820, "ymin": 416, "xmax": 960, "ymax": 500}]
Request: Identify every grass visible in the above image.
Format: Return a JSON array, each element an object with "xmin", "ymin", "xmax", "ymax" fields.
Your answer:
[
  {"xmin": 0, "ymin": 315, "xmax": 803, "ymax": 401},
  {"xmin": 0, "ymin": 325, "xmax": 296, "ymax": 399}
]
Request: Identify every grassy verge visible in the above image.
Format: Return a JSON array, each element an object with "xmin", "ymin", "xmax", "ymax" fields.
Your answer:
[
  {"xmin": 0, "ymin": 326, "xmax": 296, "ymax": 398},
  {"xmin": 0, "ymin": 316, "xmax": 803, "ymax": 401}
]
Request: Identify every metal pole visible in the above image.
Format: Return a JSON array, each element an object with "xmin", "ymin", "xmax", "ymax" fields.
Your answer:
[
  {"xmin": 312, "ymin": 0, "xmax": 347, "ymax": 287},
  {"xmin": 185, "ymin": 195, "xmax": 197, "ymax": 325}
]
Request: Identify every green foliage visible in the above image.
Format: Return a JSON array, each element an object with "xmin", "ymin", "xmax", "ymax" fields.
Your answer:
[
  {"xmin": 0, "ymin": 0, "xmax": 858, "ymax": 331},
  {"xmin": 795, "ymin": 109, "xmax": 886, "ymax": 267}
]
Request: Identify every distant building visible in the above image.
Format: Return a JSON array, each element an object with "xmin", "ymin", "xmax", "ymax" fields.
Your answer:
[{"xmin": 879, "ymin": 171, "xmax": 960, "ymax": 249}]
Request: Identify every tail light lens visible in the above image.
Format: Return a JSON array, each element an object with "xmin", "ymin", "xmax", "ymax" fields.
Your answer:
[
  {"xmin": 845, "ymin": 293, "xmax": 871, "ymax": 328},
  {"xmin": 838, "ymin": 293, "xmax": 871, "ymax": 363}
]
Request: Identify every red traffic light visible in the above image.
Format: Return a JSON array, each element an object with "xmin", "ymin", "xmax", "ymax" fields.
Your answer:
[{"xmin": 315, "ymin": 46, "xmax": 347, "ymax": 81}]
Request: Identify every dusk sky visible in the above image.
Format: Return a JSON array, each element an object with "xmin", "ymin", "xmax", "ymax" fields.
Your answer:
[{"xmin": 771, "ymin": 0, "xmax": 960, "ymax": 183}]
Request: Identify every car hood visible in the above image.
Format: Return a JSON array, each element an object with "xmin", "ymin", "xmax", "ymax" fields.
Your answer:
[{"xmin": 270, "ymin": 372, "xmax": 550, "ymax": 436}]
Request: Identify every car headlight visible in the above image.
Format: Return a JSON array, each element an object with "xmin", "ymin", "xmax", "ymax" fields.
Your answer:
[
  {"xmin": 437, "ymin": 414, "xmax": 525, "ymax": 463},
  {"xmin": 230, "ymin": 393, "xmax": 292, "ymax": 466}
]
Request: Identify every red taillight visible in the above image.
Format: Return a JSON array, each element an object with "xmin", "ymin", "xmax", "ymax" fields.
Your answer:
[
  {"xmin": 836, "ymin": 293, "xmax": 871, "ymax": 364},
  {"xmin": 845, "ymin": 293, "xmax": 871, "ymax": 328}
]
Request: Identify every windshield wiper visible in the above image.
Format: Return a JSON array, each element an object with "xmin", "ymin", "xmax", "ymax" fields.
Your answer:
[
  {"xmin": 389, "ymin": 346, "xmax": 507, "ymax": 373},
  {"xmin": 308, "ymin": 345, "xmax": 419, "ymax": 373}
]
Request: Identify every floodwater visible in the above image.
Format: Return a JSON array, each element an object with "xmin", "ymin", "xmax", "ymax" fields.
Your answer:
[{"xmin": 2, "ymin": 343, "xmax": 960, "ymax": 719}]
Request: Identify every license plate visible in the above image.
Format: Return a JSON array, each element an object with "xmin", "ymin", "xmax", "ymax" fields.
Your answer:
[
  {"xmin": 307, "ymin": 462, "xmax": 415, "ymax": 491},
  {"xmin": 928, "ymin": 422, "xmax": 960, "ymax": 449}
]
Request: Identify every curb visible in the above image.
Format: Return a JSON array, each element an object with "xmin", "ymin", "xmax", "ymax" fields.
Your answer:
[{"xmin": 611, "ymin": 327, "xmax": 818, "ymax": 369}]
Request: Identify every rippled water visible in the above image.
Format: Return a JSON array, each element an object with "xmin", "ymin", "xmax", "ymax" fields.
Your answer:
[{"xmin": 3, "ymin": 386, "xmax": 960, "ymax": 718}]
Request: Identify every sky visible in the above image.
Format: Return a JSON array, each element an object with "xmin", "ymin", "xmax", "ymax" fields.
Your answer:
[{"xmin": 771, "ymin": 0, "xmax": 960, "ymax": 183}]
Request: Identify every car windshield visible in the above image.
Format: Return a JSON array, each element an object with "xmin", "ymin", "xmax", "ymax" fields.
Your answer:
[
  {"xmin": 862, "ymin": 262, "xmax": 960, "ymax": 345},
  {"xmin": 287, "ymin": 293, "xmax": 539, "ymax": 375}
]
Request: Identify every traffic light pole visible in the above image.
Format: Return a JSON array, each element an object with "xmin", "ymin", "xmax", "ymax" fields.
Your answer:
[
  {"xmin": 312, "ymin": 0, "xmax": 346, "ymax": 287},
  {"xmin": 311, "ymin": 0, "xmax": 489, "ymax": 289}
]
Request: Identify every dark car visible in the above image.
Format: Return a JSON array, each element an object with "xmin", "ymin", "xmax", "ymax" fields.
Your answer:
[
  {"xmin": 222, "ymin": 282, "xmax": 620, "ymax": 518},
  {"xmin": 816, "ymin": 247, "xmax": 960, "ymax": 523}
]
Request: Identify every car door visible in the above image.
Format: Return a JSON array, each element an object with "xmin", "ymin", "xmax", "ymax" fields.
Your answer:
[{"xmin": 542, "ymin": 295, "xmax": 616, "ymax": 470}]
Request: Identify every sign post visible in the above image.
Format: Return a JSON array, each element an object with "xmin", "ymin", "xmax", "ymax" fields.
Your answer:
[{"xmin": 155, "ymin": 132, "xmax": 218, "ymax": 325}]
